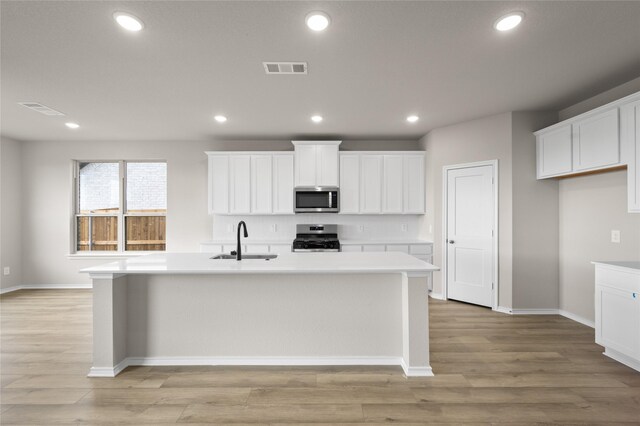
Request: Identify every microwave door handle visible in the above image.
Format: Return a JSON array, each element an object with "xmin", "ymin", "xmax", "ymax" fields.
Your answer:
[{"xmin": 328, "ymin": 192, "xmax": 332, "ymax": 208}]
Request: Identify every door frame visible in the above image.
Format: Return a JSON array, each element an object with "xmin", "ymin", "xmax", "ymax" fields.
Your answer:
[{"xmin": 441, "ymin": 159, "xmax": 499, "ymax": 310}]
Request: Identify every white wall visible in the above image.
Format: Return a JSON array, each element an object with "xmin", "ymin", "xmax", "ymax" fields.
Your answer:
[
  {"xmin": 422, "ymin": 111, "xmax": 559, "ymax": 310},
  {"xmin": 15, "ymin": 138, "xmax": 420, "ymax": 286},
  {"xmin": 559, "ymin": 170, "xmax": 640, "ymax": 322},
  {"xmin": 556, "ymin": 79, "xmax": 640, "ymax": 322},
  {"xmin": 0, "ymin": 136, "xmax": 23, "ymax": 290},
  {"xmin": 511, "ymin": 112, "xmax": 560, "ymax": 310},
  {"xmin": 422, "ymin": 112, "xmax": 514, "ymax": 308}
]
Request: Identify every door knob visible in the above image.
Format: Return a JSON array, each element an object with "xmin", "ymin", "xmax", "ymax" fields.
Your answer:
[{"xmin": 448, "ymin": 240, "xmax": 455, "ymax": 244}]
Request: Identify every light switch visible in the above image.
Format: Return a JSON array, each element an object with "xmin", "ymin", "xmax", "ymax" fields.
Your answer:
[
  {"xmin": 401, "ymin": 224, "xmax": 408, "ymax": 232},
  {"xmin": 358, "ymin": 225, "xmax": 364, "ymax": 232},
  {"xmin": 270, "ymin": 224, "xmax": 277, "ymax": 232},
  {"xmin": 3, "ymin": 267, "xmax": 9, "ymax": 276},
  {"xmin": 611, "ymin": 230, "xmax": 621, "ymax": 243}
]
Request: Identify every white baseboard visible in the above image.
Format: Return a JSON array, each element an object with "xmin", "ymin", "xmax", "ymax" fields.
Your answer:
[
  {"xmin": 87, "ymin": 358, "xmax": 129, "ymax": 378},
  {"xmin": 400, "ymin": 359, "xmax": 434, "ymax": 377},
  {"xmin": 493, "ymin": 306, "xmax": 512, "ymax": 315},
  {"xmin": 88, "ymin": 356, "xmax": 434, "ymax": 378},
  {"xmin": 0, "ymin": 285, "xmax": 23, "ymax": 295},
  {"xmin": 604, "ymin": 348, "xmax": 640, "ymax": 373},
  {"xmin": 0, "ymin": 284, "xmax": 91, "ymax": 295},
  {"xmin": 559, "ymin": 309, "xmax": 595, "ymax": 328},
  {"xmin": 511, "ymin": 308, "xmax": 560, "ymax": 315},
  {"xmin": 429, "ymin": 292, "xmax": 445, "ymax": 300}
]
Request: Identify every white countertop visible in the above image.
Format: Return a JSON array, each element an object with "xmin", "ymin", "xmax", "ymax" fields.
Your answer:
[
  {"xmin": 592, "ymin": 261, "xmax": 640, "ymax": 272},
  {"xmin": 81, "ymin": 252, "xmax": 439, "ymax": 275},
  {"xmin": 200, "ymin": 239, "xmax": 433, "ymax": 246}
]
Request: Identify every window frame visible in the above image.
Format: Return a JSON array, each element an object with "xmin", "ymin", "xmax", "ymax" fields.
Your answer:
[{"xmin": 71, "ymin": 160, "xmax": 167, "ymax": 255}]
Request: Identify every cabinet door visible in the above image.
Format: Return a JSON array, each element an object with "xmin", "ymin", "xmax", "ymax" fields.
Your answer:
[
  {"xmin": 340, "ymin": 245, "xmax": 362, "ymax": 252},
  {"xmin": 208, "ymin": 155, "xmax": 229, "ymax": 214},
  {"xmin": 537, "ymin": 125, "xmax": 573, "ymax": 178},
  {"xmin": 229, "ymin": 155, "xmax": 251, "ymax": 214},
  {"xmin": 273, "ymin": 154, "xmax": 294, "ymax": 214},
  {"xmin": 269, "ymin": 244, "xmax": 292, "ymax": 254},
  {"xmin": 596, "ymin": 284, "xmax": 640, "ymax": 359},
  {"xmin": 316, "ymin": 144, "xmax": 339, "ymax": 187},
  {"xmin": 339, "ymin": 154, "xmax": 360, "ymax": 213},
  {"xmin": 573, "ymin": 108, "xmax": 620, "ymax": 171},
  {"xmin": 404, "ymin": 154, "xmax": 425, "ymax": 213},
  {"xmin": 383, "ymin": 155, "xmax": 404, "ymax": 213},
  {"xmin": 295, "ymin": 144, "xmax": 317, "ymax": 187},
  {"xmin": 621, "ymin": 100, "xmax": 640, "ymax": 213},
  {"xmin": 362, "ymin": 244, "xmax": 385, "ymax": 252},
  {"xmin": 251, "ymin": 155, "xmax": 272, "ymax": 214},
  {"xmin": 360, "ymin": 155, "xmax": 383, "ymax": 213}
]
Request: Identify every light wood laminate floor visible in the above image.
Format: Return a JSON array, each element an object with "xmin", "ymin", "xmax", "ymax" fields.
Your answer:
[{"xmin": 1, "ymin": 289, "xmax": 639, "ymax": 424}]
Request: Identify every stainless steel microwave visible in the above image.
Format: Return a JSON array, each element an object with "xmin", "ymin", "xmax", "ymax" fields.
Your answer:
[{"xmin": 294, "ymin": 187, "xmax": 339, "ymax": 213}]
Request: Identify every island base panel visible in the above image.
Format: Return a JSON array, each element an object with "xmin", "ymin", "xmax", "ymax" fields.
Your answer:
[{"xmin": 89, "ymin": 272, "xmax": 431, "ymax": 377}]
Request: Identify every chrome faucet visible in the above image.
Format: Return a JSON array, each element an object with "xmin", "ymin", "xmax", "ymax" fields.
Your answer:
[{"xmin": 236, "ymin": 221, "xmax": 248, "ymax": 261}]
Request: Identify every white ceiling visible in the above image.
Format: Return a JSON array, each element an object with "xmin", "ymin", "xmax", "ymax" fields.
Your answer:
[{"xmin": 2, "ymin": 1, "xmax": 640, "ymax": 142}]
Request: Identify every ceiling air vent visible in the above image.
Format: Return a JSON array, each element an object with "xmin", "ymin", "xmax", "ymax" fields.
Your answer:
[
  {"xmin": 18, "ymin": 102, "xmax": 65, "ymax": 116},
  {"xmin": 263, "ymin": 62, "xmax": 307, "ymax": 75}
]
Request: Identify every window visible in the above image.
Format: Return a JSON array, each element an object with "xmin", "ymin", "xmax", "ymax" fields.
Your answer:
[{"xmin": 74, "ymin": 161, "xmax": 166, "ymax": 253}]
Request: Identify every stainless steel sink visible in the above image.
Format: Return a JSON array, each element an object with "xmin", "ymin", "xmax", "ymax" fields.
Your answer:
[{"xmin": 210, "ymin": 254, "xmax": 278, "ymax": 260}]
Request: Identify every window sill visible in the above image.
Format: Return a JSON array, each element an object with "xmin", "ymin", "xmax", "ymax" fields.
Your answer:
[{"xmin": 67, "ymin": 252, "xmax": 163, "ymax": 260}]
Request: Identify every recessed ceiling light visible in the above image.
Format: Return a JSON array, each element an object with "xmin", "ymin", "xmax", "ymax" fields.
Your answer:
[
  {"xmin": 494, "ymin": 12, "xmax": 524, "ymax": 32},
  {"xmin": 311, "ymin": 115, "xmax": 323, "ymax": 123},
  {"xmin": 406, "ymin": 115, "xmax": 419, "ymax": 123},
  {"xmin": 113, "ymin": 12, "xmax": 144, "ymax": 32},
  {"xmin": 65, "ymin": 122, "xmax": 80, "ymax": 129},
  {"xmin": 214, "ymin": 115, "xmax": 227, "ymax": 123},
  {"xmin": 305, "ymin": 12, "xmax": 330, "ymax": 32}
]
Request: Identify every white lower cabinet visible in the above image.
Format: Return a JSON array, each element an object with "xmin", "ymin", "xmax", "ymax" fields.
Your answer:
[
  {"xmin": 340, "ymin": 245, "xmax": 362, "ymax": 252},
  {"xmin": 594, "ymin": 263, "xmax": 640, "ymax": 372},
  {"xmin": 386, "ymin": 244, "xmax": 409, "ymax": 254},
  {"xmin": 362, "ymin": 244, "xmax": 385, "ymax": 252},
  {"xmin": 269, "ymin": 244, "xmax": 292, "ymax": 254}
]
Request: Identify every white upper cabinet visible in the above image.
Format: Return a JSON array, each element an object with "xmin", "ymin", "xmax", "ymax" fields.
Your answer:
[
  {"xmin": 208, "ymin": 155, "xmax": 229, "ymax": 214},
  {"xmin": 404, "ymin": 154, "xmax": 426, "ymax": 213},
  {"xmin": 340, "ymin": 152, "xmax": 425, "ymax": 215},
  {"xmin": 536, "ymin": 104, "xmax": 625, "ymax": 179},
  {"xmin": 621, "ymin": 98, "xmax": 640, "ymax": 213},
  {"xmin": 535, "ymin": 90, "xmax": 640, "ymax": 212},
  {"xmin": 251, "ymin": 155, "xmax": 272, "ymax": 214},
  {"xmin": 573, "ymin": 108, "xmax": 620, "ymax": 172},
  {"xmin": 292, "ymin": 141, "xmax": 341, "ymax": 187},
  {"xmin": 537, "ymin": 125, "xmax": 573, "ymax": 178},
  {"xmin": 339, "ymin": 154, "xmax": 360, "ymax": 214},
  {"xmin": 229, "ymin": 155, "xmax": 251, "ymax": 214},
  {"xmin": 207, "ymin": 152, "xmax": 294, "ymax": 215},
  {"xmin": 272, "ymin": 154, "xmax": 294, "ymax": 214},
  {"xmin": 383, "ymin": 155, "xmax": 404, "ymax": 213},
  {"xmin": 360, "ymin": 155, "xmax": 383, "ymax": 213}
]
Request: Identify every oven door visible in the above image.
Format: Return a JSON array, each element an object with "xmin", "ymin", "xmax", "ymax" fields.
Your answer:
[{"xmin": 294, "ymin": 187, "xmax": 339, "ymax": 213}]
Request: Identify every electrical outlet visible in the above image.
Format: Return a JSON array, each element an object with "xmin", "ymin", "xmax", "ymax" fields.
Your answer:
[
  {"xmin": 3, "ymin": 267, "xmax": 9, "ymax": 276},
  {"xmin": 429, "ymin": 224, "xmax": 433, "ymax": 234},
  {"xmin": 611, "ymin": 230, "xmax": 621, "ymax": 243},
  {"xmin": 270, "ymin": 224, "xmax": 277, "ymax": 232},
  {"xmin": 401, "ymin": 224, "xmax": 408, "ymax": 232},
  {"xmin": 358, "ymin": 225, "xmax": 364, "ymax": 232}
]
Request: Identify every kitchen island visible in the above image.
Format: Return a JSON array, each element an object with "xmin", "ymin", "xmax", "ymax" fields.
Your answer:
[{"xmin": 81, "ymin": 252, "xmax": 438, "ymax": 378}]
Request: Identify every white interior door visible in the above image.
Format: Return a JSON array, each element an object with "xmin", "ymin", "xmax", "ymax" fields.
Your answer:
[{"xmin": 446, "ymin": 164, "xmax": 494, "ymax": 307}]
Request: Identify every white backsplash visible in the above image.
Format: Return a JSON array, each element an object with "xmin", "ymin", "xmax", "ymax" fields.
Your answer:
[{"xmin": 211, "ymin": 214, "xmax": 421, "ymax": 241}]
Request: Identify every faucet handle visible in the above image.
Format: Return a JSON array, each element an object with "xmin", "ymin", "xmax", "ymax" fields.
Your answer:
[{"xmin": 230, "ymin": 250, "xmax": 237, "ymax": 255}]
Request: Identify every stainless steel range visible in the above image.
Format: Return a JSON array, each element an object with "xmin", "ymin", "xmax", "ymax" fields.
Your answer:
[{"xmin": 292, "ymin": 224, "xmax": 340, "ymax": 252}]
